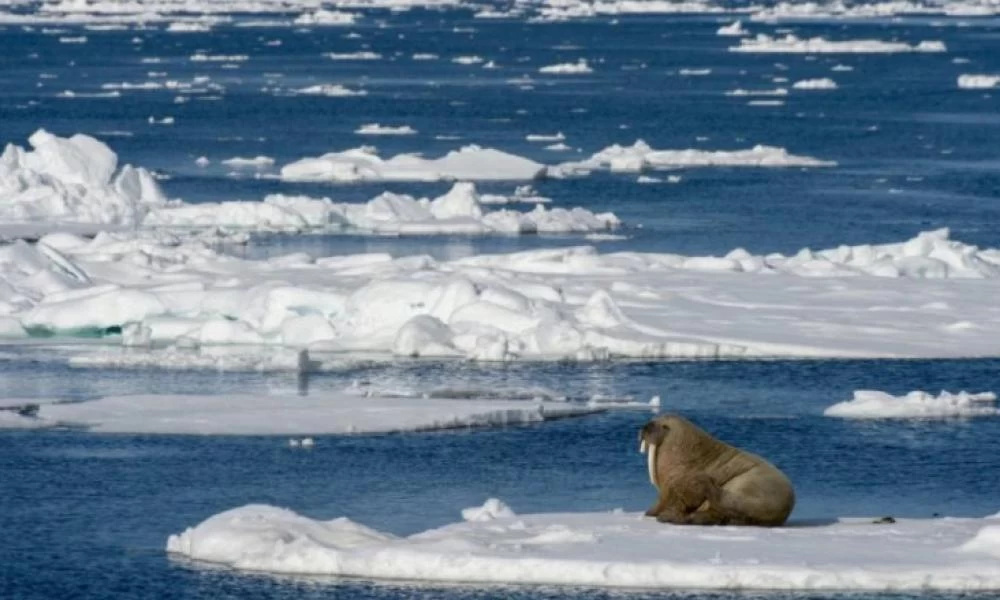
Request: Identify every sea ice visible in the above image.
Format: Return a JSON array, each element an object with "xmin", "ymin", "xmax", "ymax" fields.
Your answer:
[
  {"xmin": 559, "ymin": 140, "xmax": 833, "ymax": 173},
  {"xmin": 957, "ymin": 74, "xmax": 1000, "ymax": 89},
  {"xmin": 824, "ymin": 390, "xmax": 999, "ymax": 419},
  {"xmin": 280, "ymin": 145, "xmax": 548, "ymax": 182},
  {"xmin": 732, "ymin": 34, "xmax": 947, "ymax": 54},
  {"xmin": 792, "ymin": 78, "xmax": 838, "ymax": 90},
  {"xmin": 13, "ymin": 391, "xmax": 603, "ymax": 434},
  {"xmin": 539, "ymin": 59, "xmax": 593, "ymax": 74},
  {"xmin": 355, "ymin": 124, "xmax": 418, "ymax": 136},
  {"xmin": 166, "ymin": 503, "xmax": 1000, "ymax": 590}
]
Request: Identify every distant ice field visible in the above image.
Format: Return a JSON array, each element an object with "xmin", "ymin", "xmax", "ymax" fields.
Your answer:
[{"xmin": 2, "ymin": 14, "xmax": 1000, "ymax": 255}]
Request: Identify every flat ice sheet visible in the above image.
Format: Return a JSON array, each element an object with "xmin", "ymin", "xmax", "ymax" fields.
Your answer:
[
  {"xmin": 21, "ymin": 392, "xmax": 602, "ymax": 434},
  {"xmin": 167, "ymin": 502, "xmax": 1000, "ymax": 590}
]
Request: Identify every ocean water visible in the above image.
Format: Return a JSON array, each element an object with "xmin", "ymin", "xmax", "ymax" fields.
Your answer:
[{"xmin": 2, "ymin": 8, "xmax": 1000, "ymax": 600}]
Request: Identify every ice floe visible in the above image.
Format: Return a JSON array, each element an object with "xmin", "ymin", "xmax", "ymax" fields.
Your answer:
[
  {"xmin": 166, "ymin": 503, "xmax": 1000, "ymax": 590},
  {"xmin": 355, "ymin": 124, "xmax": 418, "ymax": 136},
  {"xmin": 280, "ymin": 145, "xmax": 548, "ymax": 182},
  {"xmin": 221, "ymin": 156, "xmax": 275, "ymax": 169},
  {"xmin": 10, "ymin": 391, "xmax": 601, "ymax": 434},
  {"xmin": 293, "ymin": 9, "xmax": 357, "ymax": 25},
  {"xmin": 732, "ymin": 34, "xmax": 947, "ymax": 54},
  {"xmin": 293, "ymin": 84, "xmax": 367, "ymax": 97},
  {"xmin": 824, "ymin": 390, "xmax": 999, "ymax": 419},
  {"xmin": 558, "ymin": 140, "xmax": 833, "ymax": 173},
  {"xmin": 957, "ymin": 74, "xmax": 1000, "ymax": 89},
  {"xmin": 792, "ymin": 78, "xmax": 838, "ymax": 90},
  {"xmin": 716, "ymin": 20, "xmax": 748, "ymax": 36},
  {"xmin": 143, "ymin": 182, "xmax": 619, "ymax": 235},
  {"xmin": 539, "ymin": 59, "xmax": 593, "ymax": 74}
]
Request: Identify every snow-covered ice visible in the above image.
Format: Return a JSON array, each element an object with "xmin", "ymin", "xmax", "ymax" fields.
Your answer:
[
  {"xmin": 9, "ymin": 391, "xmax": 601, "ymax": 435},
  {"xmin": 793, "ymin": 78, "xmax": 838, "ymax": 90},
  {"xmin": 539, "ymin": 60, "xmax": 593, "ymax": 74},
  {"xmin": 824, "ymin": 390, "xmax": 999, "ymax": 419},
  {"xmin": 958, "ymin": 74, "xmax": 1000, "ymax": 89},
  {"xmin": 293, "ymin": 84, "xmax": 367, "ymax": 97},
  {"xmin": 0, "ymin": 129, "xmax": 168, "ymax": 227},
  {"xmin": 355, "ymin": 124, "xmax": 418, "ymax": 136},
  {"xmin": 732, "ymin": 34, "xmax": 947, "ymax": 54},
  {"xmin": 716, "ymin": 20, "xmax": 748, "ymax": 36},
  {"xmin": 144, "ymin": 182, "xmax": 619, "ymax": 235},
  {"xmin": 5, "ymin": 227, "xmax": 1000, "ymax": 361},
  {"xmin": 280, "ymin": 145, "xmax": 548, "ymax": 182},
  {"xmin": 166, "ymin": 502, "xmax": 1000, "ymax": 590},
  {"xmin": 559, "ymin": 140, "xmax": 833, "ymax": 173}
]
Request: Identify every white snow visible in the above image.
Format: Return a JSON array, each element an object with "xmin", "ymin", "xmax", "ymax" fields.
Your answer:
[
  {"xmin": 539, "ymin": 59, "xmax": 593, "ymax": 74},
  {"xmin": 732, "ymin": 34, "xmax": 947, "ymax": 54},
  {"xmin": 958, "ymin": 74, "xmax": 1000, "ymax": 89},
  {"xmin": 824, "ymin": 390, "xmax": 1000, "ymax": 419},
  {"xmin": 12, "ymin": 391, "xmax": 602, "ymax": 434},
  {"xmin": 559, "ymin": 140, "xmax": 834, "ymax": 173},
  {"xmin": 280, "ymin": 145, "xmax": 548, "ymax": 182},
  {"xmin": 793, "ymin": 78, "xmax": 838, "ymax": 90},
  {"xmin": 167, "ymin": 503, "xmax": 1000, "ymax": 590},
  {"xmin": 0, "ymin": 129, "xmax": 168, "ymax": 226},
  {"xmin": 355, "ymin": 124, "xmax": 417, "ymax": 136}
]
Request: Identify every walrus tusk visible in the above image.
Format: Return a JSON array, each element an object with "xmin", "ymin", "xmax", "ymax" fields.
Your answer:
[
  {"xmin": 647, "ymin": 443, "xmax": 657, "ymax": 487},
  {"xmin": 640, "ymin": 439, "xmax": 647, "ymax": 454}
]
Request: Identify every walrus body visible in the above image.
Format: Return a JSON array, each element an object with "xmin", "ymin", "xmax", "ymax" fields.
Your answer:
[{"xmin": 638, "ymin": 415, "xmax": 795, "ymax": 526}]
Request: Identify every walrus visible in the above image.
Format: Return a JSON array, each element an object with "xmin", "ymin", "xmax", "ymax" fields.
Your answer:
[{"xmin": 638, "ymin": 414, "xmax": 795, "ymax": 526}]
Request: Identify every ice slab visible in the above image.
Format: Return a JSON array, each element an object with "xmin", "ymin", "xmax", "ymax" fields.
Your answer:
[
  {"xmin": 17, "ymin": 392, "xmax": 602, "ymax": 435},
  {"xmin": 824, "ymin": 390, "xmax": 999, "ymax": 419},
  {"xmin": 280, "ymin": 145, "xmax": 547, "ymax": 182},
  {"xmin": 559, "ymin": 140, "xmax": 834, "ymax": 173},
  {"xmin": 167, "ymin": 503, "xmax": 1000, "ymax": 590}
]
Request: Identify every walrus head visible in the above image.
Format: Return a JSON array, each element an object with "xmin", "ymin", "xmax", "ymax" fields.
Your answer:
[{"xmin": 638, "ymin": 418, "xmax": 670, "ymax": 488}]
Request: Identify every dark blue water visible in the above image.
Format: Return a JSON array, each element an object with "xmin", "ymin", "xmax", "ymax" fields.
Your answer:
[{"xmin": 3, "ymin": 8, "xmax": 1000, "ymax": 600}]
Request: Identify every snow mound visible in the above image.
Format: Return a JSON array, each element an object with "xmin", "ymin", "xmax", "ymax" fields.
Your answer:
[
  {"xmin": 16, "ymin": 391, "xmax": 600, "ymax": 435},
  {"xmin": 462, "ymin": 498, "xmax": 516, "ymax": 522},
  {"xmin": 560, "ymin": 140, "xmax": 834, "ymax": 173},
  {"xmin": 793, "ymin": 78, "xmax": 838, "ymax": 90},
  {"xmin": 0, "ymin": 129, "xmax": 168, "ymax": 226},
  {"xmin": 280, "ymin": 145, "xmax": 548, "ymax": 182},
  {"xmin": 824, "ymin": 390, "xmax": 999, "ymax": 419},
  {"xmin": 958, "ymin": 74, "xmax": 1000, "ymax": 89},
  {"xmin": 732, "ymin": 34, "xmax": 947, "ymax": 54},
  {"xmin": 167, "ymin": 505, "xmax": 1000, "ymax": 590}
]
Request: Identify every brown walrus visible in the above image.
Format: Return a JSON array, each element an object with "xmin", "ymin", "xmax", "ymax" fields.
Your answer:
[{"xmin": 638, "ymin": 414, "xmax": 795, "ymax": 526}]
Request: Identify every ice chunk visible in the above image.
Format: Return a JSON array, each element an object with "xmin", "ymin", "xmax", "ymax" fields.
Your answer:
[{"xmin": 824, "ymin": 390, "xmax": 999, "ymax": 419}]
